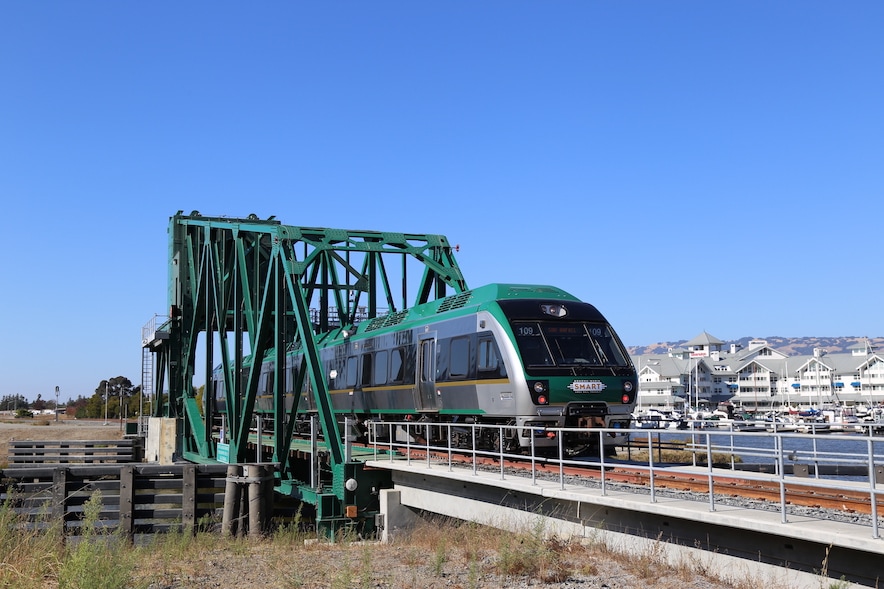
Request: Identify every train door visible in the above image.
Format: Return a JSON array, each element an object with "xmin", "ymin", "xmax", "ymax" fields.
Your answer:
[{"xmin": 415, "ymin": 334, "xmax": 440, "ymax": 411}]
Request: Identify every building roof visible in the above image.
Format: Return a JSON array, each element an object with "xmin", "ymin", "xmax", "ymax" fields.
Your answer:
[{"xmin": 684, "ymin": 331, "xmax": 725, "ymax": 347}]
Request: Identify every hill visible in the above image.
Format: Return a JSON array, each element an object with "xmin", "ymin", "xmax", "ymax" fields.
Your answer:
[{"xmin": 627, "ymin": 335, "xmax": 884, "ymax": 357}]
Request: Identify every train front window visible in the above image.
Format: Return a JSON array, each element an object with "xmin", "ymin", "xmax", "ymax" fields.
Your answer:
[
  {"xmin": 586, "ymin": 324, "xmax": 630, "ymax": 366},
  {"xmin": 513, "ymin": 321, "xmax": 629, "ymax": 368},
  {"xmin": 543, "ymin": 324, "xmax": 596, "ymax": 365},
  {"xmin": 513, "ymin": 323, "xmax": 554, "ymax": 366}
]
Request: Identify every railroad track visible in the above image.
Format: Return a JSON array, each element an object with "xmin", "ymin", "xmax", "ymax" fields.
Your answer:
[{"xmin": 607, "ymin": 467, "xmax": 880, "ymax": 515}]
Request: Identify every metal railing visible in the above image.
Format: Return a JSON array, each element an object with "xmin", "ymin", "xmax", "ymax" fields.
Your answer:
[
  {"xmin": 366, "ymin": 420, "xmax": 883, "ymax": 539},
  {"xmin": 141, "ymin": 314, "xmax": 170, "ymax": 346}
]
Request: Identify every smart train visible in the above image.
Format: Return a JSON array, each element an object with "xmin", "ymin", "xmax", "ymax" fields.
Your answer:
[{"xmin": 213, "ymin": 283, "xmax": 637, "ymax": 456}]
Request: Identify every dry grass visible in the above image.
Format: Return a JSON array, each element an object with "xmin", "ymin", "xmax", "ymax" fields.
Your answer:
[
  {"xmin": 121, "ymin": 515, "xmax": 805, "ymax": 589},
  {"xmin": 616, "ymin": 436, "xmax": 740, "ymax": 466},
  {"xmin": 0, "ymin": 420, "xmax": 805, "ymax": 588}
]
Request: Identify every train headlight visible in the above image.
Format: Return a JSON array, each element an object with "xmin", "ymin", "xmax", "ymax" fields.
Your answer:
[
  {"xmin": 621, "ymin": 380, "xmax": 635, "ymax": 404},
  {"xmin": 530, "ymin": 380, "xmax": 549, "ymax": 405},
  {"xmin": 540, "ymin": 304, "xmax": 567, "ymax": 318}
]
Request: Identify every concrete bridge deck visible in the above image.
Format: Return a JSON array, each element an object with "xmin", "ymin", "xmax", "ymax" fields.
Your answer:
[{"xmin": 370, "ymin": 458, "xmax": 884, "ymax": 588}]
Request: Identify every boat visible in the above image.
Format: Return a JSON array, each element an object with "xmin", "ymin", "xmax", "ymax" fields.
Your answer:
[
  {"xmin": 732, "ymin": 419, "xmax": 767, "ymax": 433},
  {"xmin": 796, "ymin": 419, "xmax": 831, "ymax": 434},
  {"xmin": 764, "ymin": 415, "xmax": 799, "ymax": 433},
  {"xmin": 631, "ymin": 410, "xmax": 672, "ymax": 430}
]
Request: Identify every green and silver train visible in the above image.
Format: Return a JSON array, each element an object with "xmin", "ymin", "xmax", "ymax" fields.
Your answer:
[{"xmin": 213, "ymin": 283, "xmax": 637, "ymax": 456}]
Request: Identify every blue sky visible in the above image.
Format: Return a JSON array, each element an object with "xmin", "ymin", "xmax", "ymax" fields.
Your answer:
[{"xmin": 2, "ymin": 2, "xmax": 882, "ymax": 402}]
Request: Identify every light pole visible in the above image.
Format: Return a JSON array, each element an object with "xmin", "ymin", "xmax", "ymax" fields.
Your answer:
[
  {"xmin": 55, "ymin": 386, "xmax": 59, "ymax": 422},
  {"xmin": 104, "ymin": 381, "xmax": 109, "ymax": 426},
  {"xmin": 120, "ymin": 384, "xmax": 124, "ymax": 432}
]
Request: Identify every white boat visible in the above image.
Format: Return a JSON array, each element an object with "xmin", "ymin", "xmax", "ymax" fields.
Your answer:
[
  {"xmin": 732, "ymin": 420, "xmax": 767, "ymax": 432},
  {"xmin": 631, "ymin": 409, "xmax": 680, "ymax": 430},
  {"xmin": 796, "ymin": 420, "xmax": 831, "ymax": 434},
  {"xmin": 764, "ymin": 416, "xmax": 799, "ymax": 433}
]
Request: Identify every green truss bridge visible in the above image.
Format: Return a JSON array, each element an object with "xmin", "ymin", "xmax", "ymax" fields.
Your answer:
[{"xmin": 142, "ymin": 211, "xmax": 467, "ymax": 534}]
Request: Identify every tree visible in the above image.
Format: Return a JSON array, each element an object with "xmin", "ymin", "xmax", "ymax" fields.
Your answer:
[
  {"xmin": 118, "ymin": 384, "xmax": 149, "ymax": 419},
  {"xmin": 31, "ymin": 394, "xmax": 47, "ymax": 412},
  {"xmin": 195, "ymin": 384, "xmax": 205, "ymax": 415},
  {"xmin": 65, "ymin": 395, "xmax": 90, "ymax": 419},
  {"xmin": 0, "ymin": 394, "xmax": 29, "ymax": 412},
  {"xmin": 81, "ymin": 393, "xmax": 105, "ymax": 420},
  {"xmin": 77, "ymin": 377, "xmax": 136, "ymax": 420}
]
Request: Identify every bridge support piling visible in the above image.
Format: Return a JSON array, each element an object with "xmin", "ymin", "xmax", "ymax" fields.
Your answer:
[
  {"xmin": 246, "ymin": 464, "xmax": 274, "ymax": 537},
  {"xmin": 222, "ymin": 465, "xmax": 243, "ymax": 537},
  {"xmin": 223, "ymin": 464, "xmax": 275, "ymax": 538},
  {"xmin": 379, "ymin": 489, "xmax": 420, "ymax": 544}
]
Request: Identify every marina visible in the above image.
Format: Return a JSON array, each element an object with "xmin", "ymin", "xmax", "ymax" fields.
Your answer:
[{"xmin": 631, "ymin": 404, "xmax": 884, "ymax": 435}]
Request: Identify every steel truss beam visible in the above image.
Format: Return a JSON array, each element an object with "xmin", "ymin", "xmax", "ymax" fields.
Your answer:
[{"xmin": 155, "ymin": 211, "xmax": 467, "ymax": 492}]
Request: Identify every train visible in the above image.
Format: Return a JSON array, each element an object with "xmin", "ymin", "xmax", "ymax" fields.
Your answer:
[{"xmin": 213, "ymin": 283, "xmax": 637, "ymax": 456}]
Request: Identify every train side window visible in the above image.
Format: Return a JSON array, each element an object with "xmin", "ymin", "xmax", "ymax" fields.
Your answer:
[
  {"xmin": 390, "ymin": 347, "xmax": 404, "ymax": 383},
  {"xmin": 302, "ymin": 379, "xmax": 313, "ymax": 409},
  {"xmin": 450, "ymin": 336, "xmax": 470, "ymax": 379},
  {"xmin": 287, "ymin": 364, "xmax": 298, "ymax": 395},
  {"xmin": 478, "ymin": 337, "xmax": 505, "ymax": 376},
  {"xmin": 239, "ymin": 370, "xmax": 248, "ymax": 395},
  {"xmin": 420, "ymin": 340, "xmax": 435, "ymax": 383},
  {"xmin": 257, "ymin": 363, "xmax": 273, "ymax": 395},
  {"xmin": 374, "ymin": 350, "xmax": 388, "ymax": 385},
  {"xmin": 361, "ymin": 353, "xmax": 372, "ymax": 387},
  {"xmin": 345, "ymin": 356, "xmax": 358, "ymax": 388}
]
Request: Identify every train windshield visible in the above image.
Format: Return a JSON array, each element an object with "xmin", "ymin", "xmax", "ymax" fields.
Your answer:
[{"xmin": 512, "ymin": 321, "xmax": 630, "ymax": 368}]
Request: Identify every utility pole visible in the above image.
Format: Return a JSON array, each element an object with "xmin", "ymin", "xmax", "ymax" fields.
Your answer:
[
  {"xmin": 55, "ymin": 386, "xmax": 59, "ymax": 422},
  {"xmin": 120, "ymin": 383, "xmax": 124, "ymax": 432},
  {"xmin": 104, "ymin": 381, "xmax": 109, "ymax": 426}
]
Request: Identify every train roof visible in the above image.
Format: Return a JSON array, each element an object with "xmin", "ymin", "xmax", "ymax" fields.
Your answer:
[
  {"xmin": 354, "ymin": 283, "xmax": 582, "ymax": 335},
  {"xmin": 241, "ymin": 284, "xmax": 589, "ymax": 365}
]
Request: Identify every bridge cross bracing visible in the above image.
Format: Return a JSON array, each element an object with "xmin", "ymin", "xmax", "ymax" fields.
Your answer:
[{"xmin": 144, "ymin": 212, "xmax": 467, "ymax": 532}]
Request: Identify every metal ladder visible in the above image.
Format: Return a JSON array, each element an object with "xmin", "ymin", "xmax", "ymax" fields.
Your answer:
[{"xmin": 140, "ymin": 346, "xmax": 153, "ymax": 434}]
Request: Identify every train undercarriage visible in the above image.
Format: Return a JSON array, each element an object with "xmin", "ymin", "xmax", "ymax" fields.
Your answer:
[{"xmin": 321, "ymin": 410, "xmax": 627, "ymax": 458}]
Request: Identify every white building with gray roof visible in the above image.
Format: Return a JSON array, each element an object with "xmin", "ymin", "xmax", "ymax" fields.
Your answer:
[{"xmin": 632, "ymin": 333, "xmax": 884, "ymax": 411}]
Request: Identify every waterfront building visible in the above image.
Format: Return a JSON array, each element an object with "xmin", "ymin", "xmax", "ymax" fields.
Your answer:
[{"xmin": 632, "ymin": 333, "xmax": 884, "ymax": 412}]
